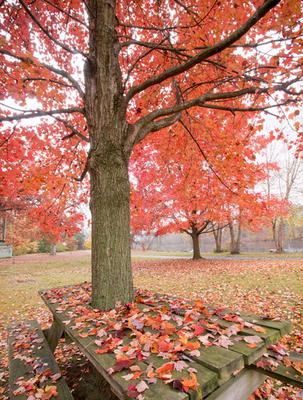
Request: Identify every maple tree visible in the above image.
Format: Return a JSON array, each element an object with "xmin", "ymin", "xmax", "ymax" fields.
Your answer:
[
  {"xmin": 1, "ymin": 0, "xmax": 302, "ymax": 308},
  {"xmin": 0, "ymin": 123, "xmax": 85, "ymax": 248},
  {"xmin": 131, "ymin": 110, "xmax": 282, "ymax": 258}
]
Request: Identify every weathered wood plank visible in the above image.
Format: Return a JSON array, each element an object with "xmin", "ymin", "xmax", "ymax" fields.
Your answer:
[
  {"xmin": 205, "ymin": 369, "xmax": 266, "ymax": 400},
  {"xmin": 39, "ymin": 285, "xmax": 295, "ymax": 400},
  {"xmin": 138, "ymin": 294, "xmax": 284, "ymax": 374},
  {"xmin": 189, "ymin": 346, "xmax": 244, "ymax": 384},
  {"xmin": 211, "ymin": 317, "xmax": 281, "ymax": 344},
  {"xmin": 139, "ymin": 293, "xmax": 290, "ymax": 342},
  {"xmin": 8, "ymin": 320, "xmax": 73, "ymax": 400},
  {"xmin": 136, "ymin": 302, "xmax": 245, "ymax": 382},
  {"xmin": 227, "ymin": 340, "xmax": 266, "ymax": 365},
  {"xmin": 225, "ymin": 311, "xmax": 292, "ymax": 336},
  {"xmin": 40, "ymin": 296, "xmax": 128, "ymax": 399},
  {"xmin": 289, "ymin": 351, "xmax": 303, "ymax": 361},
  {"xmin": 148, "ymin": 354, "xmax": 218, "ymax": 399}
]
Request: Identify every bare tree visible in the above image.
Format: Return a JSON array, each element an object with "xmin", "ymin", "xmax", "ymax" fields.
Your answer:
[{"xmin": 264, "ymin": 141, "xmax": 303, "ymax": 252}]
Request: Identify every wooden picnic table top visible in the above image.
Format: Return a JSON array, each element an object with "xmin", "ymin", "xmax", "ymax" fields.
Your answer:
[{"xmin": 39, "ymin": 283, "xmax": 294, "ymax": 400}]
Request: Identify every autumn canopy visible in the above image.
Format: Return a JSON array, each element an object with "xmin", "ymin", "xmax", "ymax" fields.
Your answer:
[{"xmin": 0, "ymin": 0, "xmax": 302, "ymax": 308}]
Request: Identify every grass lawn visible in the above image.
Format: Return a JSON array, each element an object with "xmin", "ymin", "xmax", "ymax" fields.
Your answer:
[
  {"xmin": 133, "ymin": 249, "xmax": 303, "ymax": 259},
  {"xmin": 1, "ymin": 250, "xmax": 302, "ymax": 318},
  {"xmin": 1, "ymin": 251, "xmax": 303, "ymax": 398}
]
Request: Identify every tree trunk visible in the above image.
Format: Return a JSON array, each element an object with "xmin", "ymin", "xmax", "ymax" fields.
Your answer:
[
  {"xmin": 49, "ymin": 244, "xmax": 56, "ymax": 256},
  {"xmin": 89, "ymin": 157, "xmax": 133, "ymax": 309},
  {"xmin": 191, "ymin": 228, "xmax": 202, "ymax": 260},
  {"xmin": 229, "ymin": 222, "xmax": 241, "ymax": 254},
  {"xmin": 276, "ymin": 218, "xmax": 285, "ymax": 253},
  {"xmin": 213, "ymin": 226, "xmax": 223, "ymax": 253},
  {"xmin": 272, "ymin": 219, "xmax": 277, "ymax": 250},
  {"xmin": 272, "ymin": 217, "xmax": 284, "ymax": 253},
  {"xmin": 86, "ymin": 0, "xmax": 133, "ymax": 309},
  {"xmin": 1, "ymin": 216, "xmax": 7, "ymax": 242}
]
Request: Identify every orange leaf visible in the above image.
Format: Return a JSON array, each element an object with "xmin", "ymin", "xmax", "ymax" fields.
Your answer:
[
  {"xmin": 186, "ymin": 341, "xmax": 200, "ymax": 350},
  {"xmin": 156, "ymin": 362, "xmax": 174, "ymax": 376},
  {"xmin": 181, "ymin": 372, "xmax": 199, "ymax": 392}
]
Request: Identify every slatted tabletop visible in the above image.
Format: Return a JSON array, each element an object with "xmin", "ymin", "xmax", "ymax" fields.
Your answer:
[{"xmin": 40, "ymin": 283, "xmax": 294, "ymax": 400}]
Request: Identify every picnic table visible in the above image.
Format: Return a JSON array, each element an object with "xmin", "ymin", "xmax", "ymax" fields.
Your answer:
[{"xmin": 34, "ymin": 283, "xmax": 303, "ymax": 400}]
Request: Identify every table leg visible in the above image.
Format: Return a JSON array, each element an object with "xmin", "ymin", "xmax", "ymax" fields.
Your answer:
[{"xmin": 43, "ymin": 319, "xmax": 64, "ymax": 352}]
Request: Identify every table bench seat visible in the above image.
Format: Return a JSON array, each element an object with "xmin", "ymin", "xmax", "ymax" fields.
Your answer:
[{"xmin": 8, "ymin": 320, "xmax": 73, "ymax": 400}]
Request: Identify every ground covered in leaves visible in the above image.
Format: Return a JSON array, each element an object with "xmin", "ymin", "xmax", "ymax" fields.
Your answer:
[{"xmin": 0, "ymin": 253, "xmax": 303, "ymax": 399}]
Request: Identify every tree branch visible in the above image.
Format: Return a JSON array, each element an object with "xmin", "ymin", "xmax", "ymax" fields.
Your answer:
[
  {"xmin": 22, "ymin": 77, "xmax": 74, "ymax": 89},
  {"xmin": 42, "ymin": 0, "xmax": 89, "ymax": 28},
  {"xmin": 19, "ymin": 0, "xmax": 87, "ymax": 57},
  {"xmin": 0, "ymin": 49, "xmax": 85, "ymax": 99},
  {"xmin": 200, "ymin": 222, "xmax": 230, "ymax": 234},
  {"xmin": 125, "ymin": 0, "xmax": 281, "ymax": 102},
  {"xmin": 135, "ymin": 87, "xmax": 261, "ymax": 126},
  {"xmin": 198, "ymin": 99, "xmax": 296, "ymax": 113},
  {"xmin": 74, "ymin": 162, "xmax": 89, "ymax": 182},
  {"xmin": 132, "ymin": 77, "xmax": 302, "ymax": 126},
  {"xmin": 53, "ymin": 116, "xmax": 89, "ymax": 142},
  {"xmin": 120, "ymin": 38, "xmax": 190, "ymax": 59},
  {"xmin": 0, "ymin": 107, "xmax": 84, "ymax": 122},
  {"xmin": 180, "ymin": 119, "xmax": 239, "ymax": 195},
  {"xmin": 126, "ymin": 80, "xmax": 182, "ymax": 150},
  {"xmin": 197, "ymin": 221, "xmax": 210, "ymax": 235},
  {"xmin": 195, "ymin": 35, "xmax": 302, "ymax": 50}
]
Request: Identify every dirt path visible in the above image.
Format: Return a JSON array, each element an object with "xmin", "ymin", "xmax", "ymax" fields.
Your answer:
[{"xmin": 0, "ymin": 250, "xmax": 91, "ymax": 265}]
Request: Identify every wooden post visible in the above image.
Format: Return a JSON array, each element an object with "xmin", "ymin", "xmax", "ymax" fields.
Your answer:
[{"xmin": 43, "ymin": 319, "xmax": 64, "ymax": 352}]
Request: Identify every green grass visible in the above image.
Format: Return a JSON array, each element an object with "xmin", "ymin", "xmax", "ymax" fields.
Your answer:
[
  {"xmin": 0, "ymin": 256, "xmax": 91, "ymax": 317},
  {"xmin": 1, "ymin": 251, "xmax": 303, "ymax": 322}
]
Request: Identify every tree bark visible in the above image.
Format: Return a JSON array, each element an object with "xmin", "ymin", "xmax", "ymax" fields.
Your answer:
[
  {"xmin": 272, "ymin": 219, "xmax": 277, "ymax": 250},
  {"xmin": 229, "ymin": 222, "xmax": 241, "ymax": 254},
  {"xmin": 49, "ymin": 244, "xmax": 56, "ymax": 256},
  {"xmin": 276, "ymin": 218, "xmax": 285, "ymax": 253},
  {"xmin": 213, "ymin": 225, "xmax": 223, "ymax": 253},
  {"xmin": 1, "ymin": 216, "xmax": 7, "ymax": 242},
  {"xmin": 191, "ymin": 227, "xmax": 202, "ymax": 260},
  {"xmin": 86, "ymin": 0, "xmax": 133, "ymax": 309},
  {"xmin": 272, "ymin": 217, "xmax": 285, "ymax": 253}
]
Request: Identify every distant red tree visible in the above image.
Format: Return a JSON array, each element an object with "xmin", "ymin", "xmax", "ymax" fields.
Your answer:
[
  {"xmin": 131, "ymin": 111, "xmax": 286, "ymax": 258},
  {"xmin": 1, "ymin": 123, "xmax": 86, "ymax": 247}
]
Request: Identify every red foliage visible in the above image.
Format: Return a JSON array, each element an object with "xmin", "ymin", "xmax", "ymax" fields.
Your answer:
[{"xmin": 130, "ymin": 111, "xmax": 287, "ymax": 238}]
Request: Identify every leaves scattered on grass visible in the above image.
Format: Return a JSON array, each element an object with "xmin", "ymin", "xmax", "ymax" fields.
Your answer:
[{"xmin": 1, "ymin": 258, "xmax": 303, "ymax": 399}]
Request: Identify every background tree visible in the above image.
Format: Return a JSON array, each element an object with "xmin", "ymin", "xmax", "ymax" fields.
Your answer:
[
  {"xmin": 131, "ymin": 111, "xmax": 278, "ymax": 258},
  {"xmin": 287, "ymin": 204, "xmax": 303, "ymax": 244},
  {"xmin": 1, "ymin": 0, "xmax": 302, "ymax": 308},
  {"xmin": 1, "ymin": 124, "xmax": 85, "ymax": 252},
  {"xmin": 263, "ymin": 138, "xmax": 303, "ymax": 252},
  {"xmin": 211, "ymin": 223, "xmax": 225, "ymax": 253}
]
